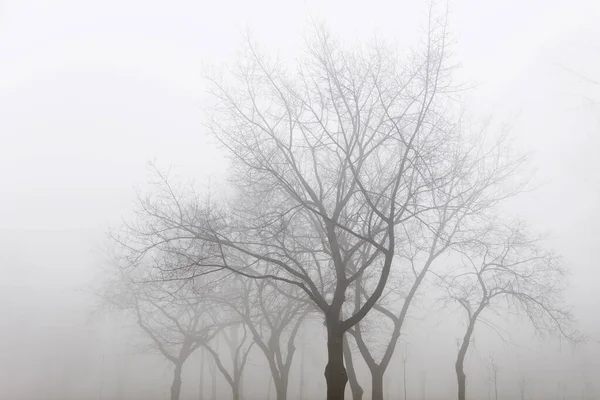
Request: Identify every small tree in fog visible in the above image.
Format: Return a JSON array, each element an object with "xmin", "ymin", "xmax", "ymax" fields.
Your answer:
[
  {"xmin": 213, "ymin": 277, "xmax": 310, "ymax": 400},
  {"xmin": 104, "ymin": 271, "xmax": 223, "ymax": 400},
  {"xmin": 490, "ymin": 356, "xmax": 498, "ymax": 400},
  {"xmin": 518, "ymin": 375, "xmax": 527, "ymax": 400},
  {"xmin": 201, "ymin": 321, "xmax": 254, "ymax": 400},
  {"xmin": 438, "ymin": 224, "xmax": 580, "ymax": 400}
]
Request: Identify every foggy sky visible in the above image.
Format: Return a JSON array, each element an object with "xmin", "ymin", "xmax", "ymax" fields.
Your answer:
[{"xmin": 1, "ymin": 0, "xmax": 599, "ymax": 399}]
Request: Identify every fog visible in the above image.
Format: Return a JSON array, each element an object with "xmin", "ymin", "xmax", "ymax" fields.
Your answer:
[{"xmin": 1, "ymin": 1, "xmax": 599, "ymax": 399}]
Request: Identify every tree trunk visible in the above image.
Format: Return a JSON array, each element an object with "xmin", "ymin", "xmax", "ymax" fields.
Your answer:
[
  {"xmin": 371, "ymin": 369, "xmax": 384, "ymax": 400},
  {"xmin": 343, "ymin": 337, "xmax": 363, "ymax": 400},
  {"xmin": 274, "ymin": 377, "xmax": 287, "ymax": 400},
  {"xmin": 267, "ymin": 376, "xmax": 273, "ymax": 400},
  {"xmin": 232, "ymin": 383, "xmax": 240, "ymax": 400},
  {"xmin": 384, "ymin": 375, "xmax": 390, "ymax": 400},
  {"xmin": 456, "ymin": 317, "xmax": 479, "ymax": 400},
  {"xmin": 199, "ymin": 348, "xmax": 205, "ymax": 400},
  {"xmin": 324, "ymin": 323, "xmax": 348, "ymax": 400},
  {"xmin": 239, "ymin": 373, "xmax": 245, "ymax": 400},
  {"xmin": 299, "ymin": 343, "xmax": 305, "ymax": 400},
  {"xmin": 403, "ymin": 359, "xmax": 408, "ymax": 400},
  {"xmin": 493, "ymin": 376, "xmax": 498, "ymax": 400},
  {"xmin": 171, "ymin": 363, "xmax": 183, "ymax": 400},
  {"xmin": 455, "ymin": 359, "xmax": 466, "ymax": 400},
  {"xmin": 211, "ymin": 365, "xmax": 216, "ymax": 400}
]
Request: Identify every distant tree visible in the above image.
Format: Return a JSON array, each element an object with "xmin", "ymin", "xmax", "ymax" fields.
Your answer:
[
  {"xmin": 200, "ymin": 302, "xmax": 254, "ymax": 400},
  {"xmin": 299, "ymin": 335, "xmax": 306, "ymax": 400},
  {"xmin": 438, "ymin": 224, "xmax": 580, "ymax": 400},
  {"xmin": 518, "ymin": 375, "xmax": 527, "ymax": 400},
  {"xmin": 419, "ymin": 370, "xmax": 427, "ymax": 400},
  {"xmin": 402, "ymin": 343, "xmax": 409, "ymax": 400},
  {"xmin": 214, "ymin": 277, "xmax": 310, "ymax": 400},
  {"xmin": 196, "ymin": 347, "xmax": 206, "ymax": 400},
  {"xmin": 103, "ymin": 271, "xmax": 222, "ymax": 400},
  {"xmin": 490, "ymin": 356, "xmax": 498, "ymax": 400},
  {"xmin": 195, "ymin": 345, "xmax": 220, "ymax": 400}
]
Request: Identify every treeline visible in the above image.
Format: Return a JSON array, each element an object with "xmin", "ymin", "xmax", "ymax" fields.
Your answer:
[{"xmin": 101, "ymin": 5, "xmax": 580, "ymax": 400}]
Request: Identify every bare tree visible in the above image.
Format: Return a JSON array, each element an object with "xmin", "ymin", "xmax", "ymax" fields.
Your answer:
[
  {"xmin": 197, "ymin": 347, "xmax": 206, "ymax": 400},
  {"xmin": 209, "ymin": 340, "xmax": 218, "ymax": 400},
  {"xmin": 420, "ymin": 370, "xmax": 427, "ymax": 400},
  {"xmin": 201, "ymin": 315, "xmax": 254, "ymax": 400},
  {"xmin": 402, "ymin": 343, "xmax": 409, "ymax": 400},
  {"xmin": 204, "ymin": 22, "xmax": 455, "ymax": 398},
  {"xmin": 103, "ymin": 273, "xmax": 221, "ymax": 400},
  {"xmin": 438, "ymin": 224, "xmax": 580, "ymax": 400},
  {"xmin": 343, "ymin": 337, "xmax": 364, "ymax": 400},
  {"xmin": 112, "ymin": 3, "xmax": 534, "ymax": 398},
  {"xmin": 214, "ymin": 277, "xmax": 310, "ymax": 400},
  {"xmin": 299, "ymin": 332, "xmax": 306, "ymax": 400},
  {"xmin": 519, "ymin": 376, "xmax": 527, "ymax": 400},
  {"xmin": 345, "ymin": 126, "xmax": 520, "ymax": 400},
  {"xmin": 490, "ymin": 356, "xmax": 498, "ymax": 400}
]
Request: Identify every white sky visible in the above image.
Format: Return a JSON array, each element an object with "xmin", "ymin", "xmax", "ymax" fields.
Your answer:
[{"xmin": 1, "ymin": 0, "xmax": 599, "ymax": 398}]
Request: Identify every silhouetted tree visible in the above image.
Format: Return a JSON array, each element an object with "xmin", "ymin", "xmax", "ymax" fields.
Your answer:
[
  {"xmin": 438, "ymin": 224, "xmax": 580, "ymax": 400},
  {"xmin": 343, "ymin": 336, "xmax": 363, "ymax": 400},
  {"xmin": 112, "ymin": 4, "xmax": 532, "ymax": 399},
  {"xmin": 201, "ymin": 318, "xmax": 254, "ymax": 400},
  {"xmin": 518, "ymin": 376, "xmax": 526, "ymax": 400},
  {"xmin": 103, "ymin": 271, "xmax": 222, "ymax": 400},
  {"xmin": 214, "ymin": 277, "xmax": 310, "ymax": 400}
]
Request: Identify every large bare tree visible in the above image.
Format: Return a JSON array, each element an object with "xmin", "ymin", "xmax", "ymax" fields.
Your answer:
[{"xmin": 114, "ymin": 7, "xmax": 530, "ymax": 399}]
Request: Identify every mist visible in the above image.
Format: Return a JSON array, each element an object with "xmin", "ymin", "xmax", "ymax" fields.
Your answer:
[{"xmin": 1, "ymin": 1, "xmax": 599, "ymax": 400}]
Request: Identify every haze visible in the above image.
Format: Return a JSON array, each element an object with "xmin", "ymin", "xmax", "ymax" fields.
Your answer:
[{"xmin": 1, "ymin": 1, "xmax": 599, "ymax": 399}]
